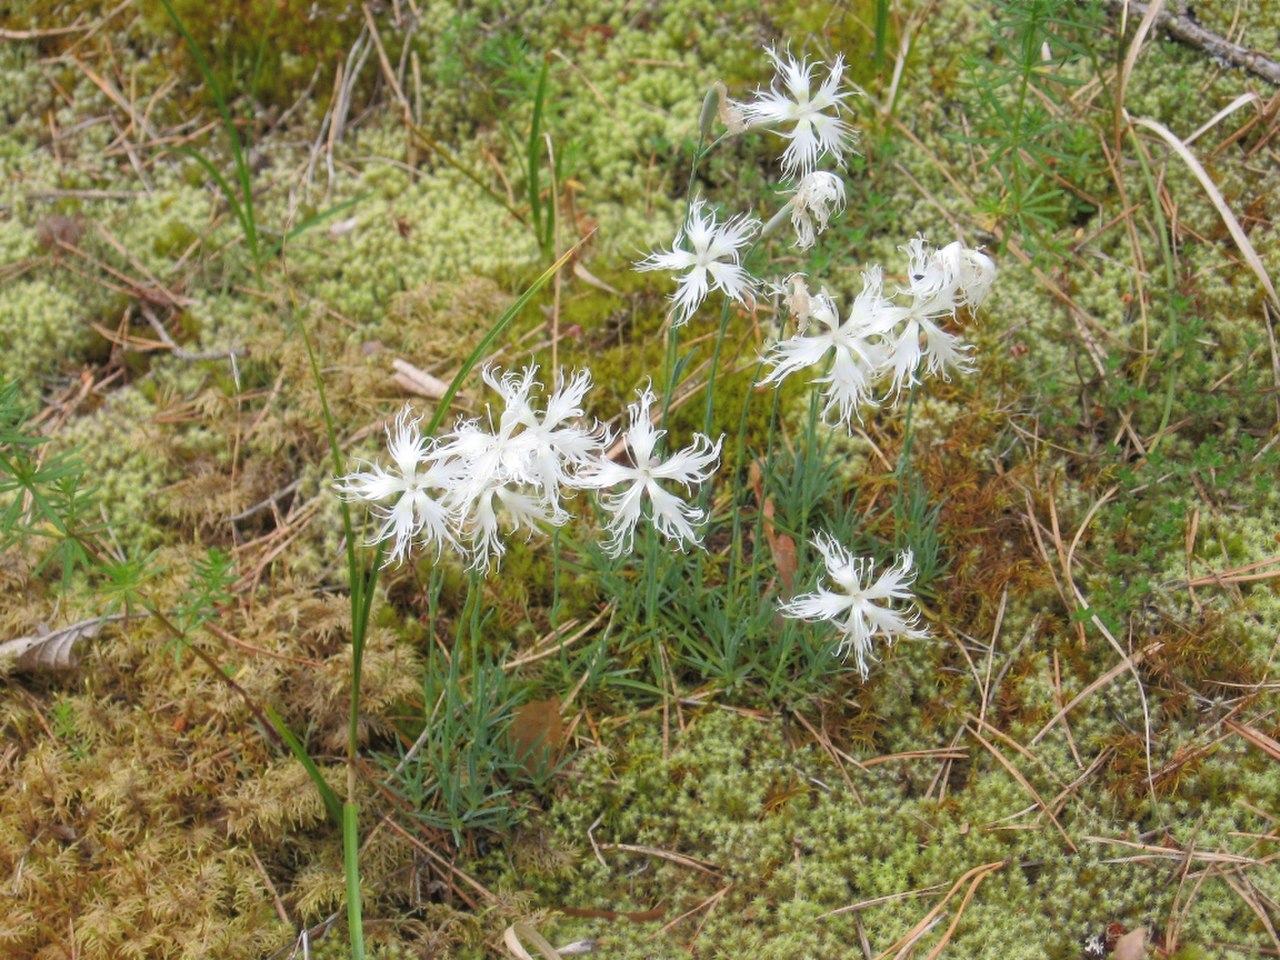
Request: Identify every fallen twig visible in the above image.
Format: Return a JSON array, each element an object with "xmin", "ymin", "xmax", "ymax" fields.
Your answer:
[{"xmin": 1108, "ymin": 0, "xmax": 1280, "ymax": 86}]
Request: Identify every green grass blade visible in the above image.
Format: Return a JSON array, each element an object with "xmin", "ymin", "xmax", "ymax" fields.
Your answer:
[
  {"xmin": 177, "ymin": 146, "xmax": 249, "ymax": 238},
  {"xmin": 247, "ymin": 5, "xmax": 277, "ymax": 104},
  {"xmin": 875, "ymin": 0, "xmax": 889, "ymax": 69},
  {"xmin": 265, "ymin": 705, "xmax": 342, "ymax": 827},
  {"xmin": 262, "ymin": 193, "xmax": 371, "ymax": 260},
  {"xmin": 425, "ymin": 237, "xmax": 588, "ymax": 435},
  {"xmin": 160, "ymin": 0, "xmax": 259, "ymax": 261},
  {"xmin": 527, "ymin": 54, "xmax": 550, "ymax": 251},
  {"xmin": 287, "ymin": 299, "xmax": 365, "ymax": 674},
  {"xmin": 284, "ymin": 295, "xmax": 364, "ymax": 717},
  {"xmin": 343, "ymin": 802, "xmax": 365, "ymax": 960}
]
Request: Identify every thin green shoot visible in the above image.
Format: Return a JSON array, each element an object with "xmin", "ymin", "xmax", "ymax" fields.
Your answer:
[
  {"xmin": 528, "ymin": 53, "xmax": 553, "ymax": 260},
  {"xmin": 266, "ymin": 705, "xmax": 342, "ymax": 827},
  {"xmin": 875, "ymin": 0, "xmax": 890, "ymax": 69},
  {"xmin": 160, "ymin": 0, "xmax": 259, "ymax": 264}
]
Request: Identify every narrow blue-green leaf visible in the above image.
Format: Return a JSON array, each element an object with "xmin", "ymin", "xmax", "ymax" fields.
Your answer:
[
  {"xmin": 159, "ymin": 0, "xmax": 258, "ymax": 260},
  {"xmin": 343, "ymin": 802, "xmax": 366, "ymax": 960},
  {"xmin": 874, "ymin": 0, "xmax": 889, "ymax": 68},
  {"xmin": 527, "ymin": 54, "xmax": 550, "ymax": 249},
  {"xmin": 265, "ymin": 705, "xmax": 342, "ymax": 827},
  {"xmin": 425, "ymin": 237, "xmax": 587, "ymax": 436}
]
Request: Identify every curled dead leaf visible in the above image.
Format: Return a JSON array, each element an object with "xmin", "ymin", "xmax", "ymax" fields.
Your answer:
[
  {"xmin": 0, "ymin": 617, "xmax": 108, "ymax": 673},
  {"xmin": 749, "ymin": 461, "xmax": 797, "ymax": 593}
]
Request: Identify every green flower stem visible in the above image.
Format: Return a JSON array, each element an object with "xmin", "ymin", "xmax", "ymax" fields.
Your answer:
[
  {"xmin": 643, "ymin": 322, "xmax": 682, "ymax": 626},
  {"xmin": 343, "ymin": 802, "xmax": 364, "ymax": 960}
]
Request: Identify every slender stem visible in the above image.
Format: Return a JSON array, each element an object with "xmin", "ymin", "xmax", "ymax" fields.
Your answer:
[
  {"xmin": 550, "ymin": 527, "xmax": 562, "ymax": 628},
  {"xmin": 641, "ymin": 125, "xmax": 725, "ymax": 624},
  {"xmin": 699, "ymin": 238, "xmax": 764, "ymax": 514},
  {"xmin": 343, "ymin": 802, "xmax": 365, "ymax": 960},
  {"xmin": 1125, "ymin": 126, "xmax": 1181, "ymax": 453},
  {"xmin": 749, "ymin": 386, "xmax": 784, "ymax": 601},
  {"xmin": 701, "ymin": 296, "xmax": 737, "ymax": 439},
  {"xmin": 286, "ymin": 292, "xmax": 369, "ymax": 959},
  {"xmin": 727, "ymin": 358, "xmax": 765, "ymax": 614},
  {"xmin": 150, "ymin": 607, "xmax": 284, "ymax": 749},
  {"xmin": 643, "ymin": 322, "xmax": 682, "ymax": 625},
  {"xmin": 891, "ymin": 381, "xmax": 921, "ymax": 553},
  {"xmin": 798, "ymin": 388, "xmax": 820, "ymax": 551},
  {"xmin": 895, "ymin": 381, "xmax": 919, "ymax": 480}
]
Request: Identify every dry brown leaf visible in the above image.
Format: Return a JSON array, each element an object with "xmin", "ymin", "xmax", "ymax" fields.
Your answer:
[
  {"xmin": 0, "ymin": 618, "xmax": 106, "ymax": 673},
  {"xmin": 508, "ymin": 696, "xmax": 562, "ymax": 776},
  {"xmin": 572, "ymin": 261, "xmax": 619, "ymax": 295},
  {"xmin": 749, "ymin": 461, "xmax": 797, "ymax": 592},
  {"xmin": 502, "ymin": 925, "xmax": 537, "ymax": 960},
  {"xmin": 1113, "ymin": 927, "xmax": 1148, "ymax": 960},
  {"xmin": 1129, "ymin": 113, "xmax": 1279, "ymax": 311},
  {"xmin": 1225, "ymin": 719, "xmax": 1280, "ymax": 764},
  {"xmin": 391, "ymin": 358, "xmax": 448, "ymax": 399}
]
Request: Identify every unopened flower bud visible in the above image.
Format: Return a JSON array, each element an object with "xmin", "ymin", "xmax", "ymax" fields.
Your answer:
[{"xmin": 698, "ymin": 85, "xmax": 720, "ymax": 139}]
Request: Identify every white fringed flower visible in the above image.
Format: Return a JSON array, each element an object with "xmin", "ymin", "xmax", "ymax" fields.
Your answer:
[
  {"xmin": 464, "ymin": 482, "xmax": 560, "ymax": 572},
  {"xmin": 883, "ymin": 238, "xmax": 996, "ymax": 397},
  {"xmin": 635, "ymin": 199, "xmax": 760, "ymax": 326},
  {"xmin": 779, "ymin": 533, "xmax": 927, "ymax": 679},
  {"xmin": 443, "ymin": 365, "xmax": 539, "ymax": 498},
  {"xmin": 788, "ymin": 171, "xmax": 846, "ymax": 249},
  {"xmin": 437, "ymin": 363, "xmax": 607, "ymax": 570},
  {"xmin": 581, "ymin": 383, "xmax": 723, "ymax": 557},
  {"xmin": 940, "ymin": 241, "xmax": 997, "ymax": 309},
  {"xmin": 335, "ymin": 405, "xmax": 459, "ymax": 565},
  {"xmin": 760, "ymin": 269, "xmax": 896, "ymax": 428},
  {"xmin": 744, "ymin": 46, "xmax": 857, "ymax": 179},
  {"xmin": 521, "ymin": 369, "xmax": 610, "ymax": 498}
]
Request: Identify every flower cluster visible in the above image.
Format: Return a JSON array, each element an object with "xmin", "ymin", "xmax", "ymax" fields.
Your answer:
[
  {"xmin": 439, "ymin": 365, "xmax": 605, "ymax": 569},
  {"xmin": 337, "ymin": 367, "xmax": 723, "ymax": 570},
  {"xmin": 761, "ymin": 237, "xmax": 996, "ymax": 428},
  {"xmin": 637, "ymin": 48, "xmax": 858, "ymax": 325},
  {"xmin": 339, "ymin": 42, "xmax": 992, "ymax": 681}
]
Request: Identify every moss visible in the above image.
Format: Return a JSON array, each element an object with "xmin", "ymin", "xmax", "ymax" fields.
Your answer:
[
  {"xmin": 505, "ymin": 708, "xmax": 1273, "ymax": 958},
  {"xmin": 130, "ymin": 0, "xmax": 364, "ymax": 111},
  {"xmin": 0, "ymin": 277, "xmax": 90, "ymax": 394},
  {"xmin": 2, "ymin": 0, "xmax": 1278, "ymax": 956}
]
